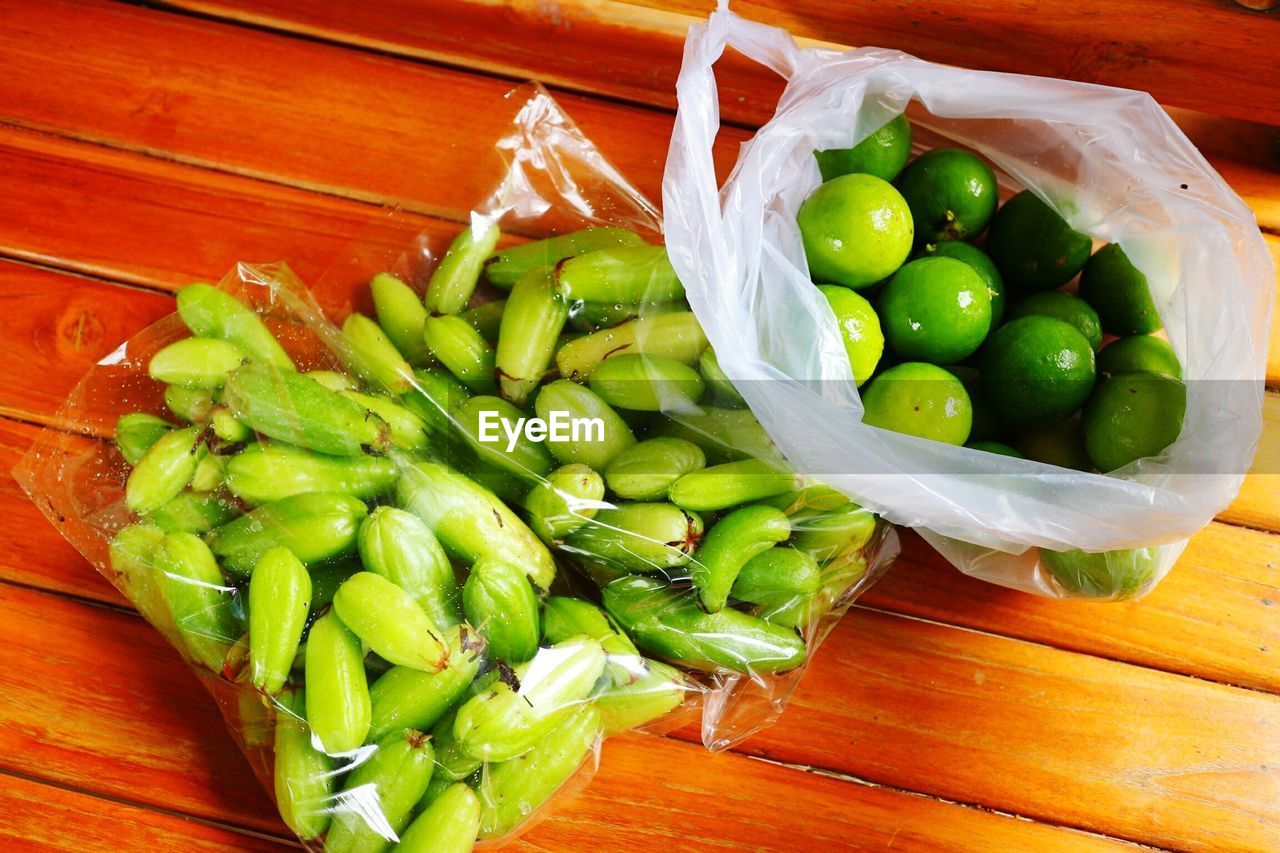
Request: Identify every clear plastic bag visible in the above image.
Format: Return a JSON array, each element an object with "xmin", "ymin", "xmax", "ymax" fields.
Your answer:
[
  {"xmin": 15, "ymin": 83, "xmax": 896, "ymax": 850},
  {"xmin": 662, "ymin": 3, "xmax": 1274, "ymax": 599}
]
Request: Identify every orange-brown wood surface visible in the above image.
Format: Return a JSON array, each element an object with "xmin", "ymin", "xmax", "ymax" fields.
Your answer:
[{"xmin": 0, "ymin": 0, "xmax": 1277, "ymax": 850}]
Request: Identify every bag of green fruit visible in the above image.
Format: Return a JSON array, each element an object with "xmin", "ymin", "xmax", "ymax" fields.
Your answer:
[
  {"xmin": 15, "ymin": 81, "xmax": 897, "ymax": 852},
  {"xmin": 662, "ymin": 4, "xmax": 1275, "ymax": 601}
]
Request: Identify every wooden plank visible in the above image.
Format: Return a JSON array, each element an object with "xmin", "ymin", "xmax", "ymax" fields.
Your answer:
[
  {"xmin": 0, "ymin": 0, "xmax": 1275, "ymax": 239},
  {"xmin": 864, "ymin": 526, "xmax": 1280, "ymax": 693},
  {"xmin": 150, "ymin": 0, "xmax": 1280, "ymax": 231},
  {"xmin": 1220, "ymin": 389, "xmax": 1280, "ymax": 534},
  {"xmin": 0, "ymin": 773, "xmax": 287, "ymax": 852},
  {"xmin": 0, "ymin": 582, "xmax": 1123, "ymax": 852}
]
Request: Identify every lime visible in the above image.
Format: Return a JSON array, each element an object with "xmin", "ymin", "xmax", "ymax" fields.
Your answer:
[
  {"xmin": 896, "ymin": 148, "xmax": 998, "ymax": 245},
  {"xmin": 1079, "ymin": 243, "xmax": 1162, "ymax": 335},
  {"xmin": 1096, "ymin": 335, "xmax": 1181, "ymax": 379},
  {"xmin": 980, "ymin": 315, "xmax": 1096, "ymax": 427},
  {"xmin": 967, "ymin": 440, "xmax": 1023, "ymax": 458},
  {"xmin": 924, "ymin": 241, "xmax": 1006, "ymax": 324},
  {"xmin": 949, "ymin": 365, "xmax": 1006, "ymax": 442},
  {"xmin": 878, "ymin": 257, "xmax": 991, "ymax": 363},
  {"xmin": 1014, "ymin": 416, "xmax": 1093, "ymax": 471},
  {"xmin": 1008, "ymin": 291, "xmax": 1103, "ymax": 351},
  {"xmin": 986, "ymin": 190, "xmax": 1093, "ymax": 292},
  {"xmin": 818, "ymin": 284, "xmax": 884, "ymax": 385},
  {"xmin": 860, "ymin": 362, "xmax": 971, "ymax": 445},
  {"xmin": 797, "ymin": 174, "xmax": 914, "ymax": 289},
  {"xmin": 816, "ymin": 114, "xmax": 912, "ymax": 183},
  {"xmin": 1040, "ymin": 546, "xmax": 1161, "ymax": 599},
  {"xmin": 1081, "ymin": 371, "xmax": 1185, "ymax": 472}
]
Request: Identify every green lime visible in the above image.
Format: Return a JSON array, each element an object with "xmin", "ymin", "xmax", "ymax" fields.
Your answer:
[
  {"xmin": 861, "ymin": 362, "xmax": 971, "ymax": 445},
  {"xmin": 896, "ymin": 148, "xmax": 998, "ymax": 245},
  {"xmin": 797, "ymin": 174, "xmax": 914, "ymax": 289},
  {"xmin": 1008, "ymin": 290, "xmax": 1103, "ymax": 351},
  {"xmin": 980, "ymin": 315, "xmax": 1096, "ymax": 427},
  {"xmin": 1014, "ymin": 416, "xmax": 1093, "ymax": 471},
  {"xmin": 924, "ymin": 241, "xmax": 1006, "ymax": 324},
  {"xmin": 1096, "ymin": 335, "xmax": 1181, "ymax": 379},
  {"xmin": 818, "ymin": 284, "xmax": 884, "ymax": 385},
  {"xmin": 967, "ymin": 440, "xmax": 1023, "ymax": 458},
  {"xmin": 986, "ymin": 190, "xmax": 1093, "ymax": 292},
  {"xmin": 816, "ymin": 114, "xmax": 912, "ymax": 183},
  {"xmin": 878, "ymin": 257, "xmax": 991, "ymax": 364},
  {"xmin": 1079, "ymin": 243, "xmax": 1162, "ymax": 335},
  {"xmin": 949, "ymin": 365, "xmax": 1006, "ymax": 442},
  {"xmin": 1040, "ymin": 546, "xmax": 1161, "ymax": 599},
  {"xmin": 1081, "ymin": 371, "xmax": 1185, "ymax": 472}
]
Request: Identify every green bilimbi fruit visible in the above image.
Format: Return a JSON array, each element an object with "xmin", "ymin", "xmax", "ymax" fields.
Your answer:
[
  {"xmin": 453, "ymin": 636, "xmax": 606, "ymax": 762},
  {"xmin": 341, "ymin": 312, "xmax": 415, "ymax": 395},
  {"xmin": 422, "ymin": 314, "xmax": 497, "ymax": 394},
  {"xmin": 731, "ymin": 547, "xmax": 821, "ymax": 628},
  {"xmin": 247, "ymin": 547, "xmax": 311, "ymax": 694},
  {"xmin": 603, "ymin": 575, "xmax": 805, "ymax": 674},
  {"xmin": 339, "ymin": 390, "xmax": 430, "ymax": 451},
  {"xmin": 564, "ymin": 502, "xmax": 703, "ymax": 573},
  {"xmin": 272, "ymin": 690, "xmax": 334, "ymax": 841},
  {"xmin": 604, "ymin": 437, "xmax": 706, "ymax": 501},
  {"xmin": 588, "ymin": 353, "xmax": 706, "ymax": 412},
  {"xmin": 370, "ymin": 272, "xmax": 430, "ymax": 363},
  {"xmin": 397, "ymin": 461, "xmax": 556, "ymax": 591},
  {"xmin": 462, "ymin": 298, "xmax": 506, "ymax": 341},
  {"xmin": 307, "ymin": 558, "xmax": 361, "ymax": 615},
  {"xmin": 454, "ymin": 395, "xmax": 555, "ymax": 482},
  {"xmin": 699, "ymin": 348, "xmax": 746, "ymax": 408},
  {"xmin": 555, "ymin": 311, "xmax": 707, "ymax": 380},
  {"xmin": 691, "ymin": 504, "xmax": 791, "ymax": 612},
  {"xmin": 188, "ymin": 453, "xmax": 224, "ymax": 493},
  {"xmin": 668, "ymin": 458, "xmax": 799, "ymax": 512},
  {"xmin": 163, "ymin": 385, "xmax": 215, "ymax": 425},
  {"xmin": 304, "ymin": 609, "xmax": 370, "ymax": 753},
  {"xmin": 594, "ymin": 657, "xmax": 689, "ymax": 736},
  {"xmin": 395, "ymin": 781, "xmax": 482, "ymax": 853},
  {"xmin": 556, "ymin": 245, "xmax": 685, "ymax": 304},
  {"xmin": 534, "ymin": 380, "xmax": 636, "ymax": 471},
  {"xmin": 463, "ymin": 557, "xmax": 541, "ymax": 664},
  {"xmin": 495, "ymin": 266, "xmax": 568, "ymax": 406},
  {"xmin": 175, "ymin": 283, "xmax": 295, "ymax": 370},
  {"xmin": 125, "ymin": 426, "xmax": 209, "ymax": 514},
  {"xmin": 209, "ymin": 406, "xmax": 253, "ymax": 443},
  {"xmin": 476, "ymin": 703, "xmax": 603, "ymax": 839},
  {"xmin": 523, "ymin": 463, "xmax": 605, "ymax": 543},
  {"xmin": 148, "ymin": 337, "xmax": 246, "ymax": 389},
  {"xmin": 157, "ymin": 531, "xmax": 238, "ymax": 672},
  {"xmin": 485, "ymin": 227, "xmax": 646, "ymax": 290},
  {"xmin": 568, "ymin": 298, "xmax": 682, "ymax": 332},
  {"xmin": 418, "ymin": 774, "xmax": 463, "ymax": 812},
  {"xmin": 425, "ymin": 221, "xmax": 502, "ymax": 315},
  {"xmin": 304, "ymin": 370, "xmax": 359, "ymax": 392},
  {"xmin": 358, "ymin": 507, "xmax": 460, "ymax": 629},
  {"xmin": 114, "ymin": 413, "xmax": 173, "ymax": 465},
  {"xmin": 541, "ymin": 595, "xmax": 645, "ymax": 687},
  {"xmin": 206, "ymin": 492, "xmax": 368, "ymax": 577},
  {"xmin": 401, "ymin": 367, "xmax": 471, "ymax": 436},
  {"xmin": 367, "ymin": 624, "xmax": 486, "ymax": 742},
  {"xmin": 224, "ymin": 442, "xmax": 398, "ymax": 505},
  {"xmin": 792, "ymin": 503, "xmax": 877, "ymax": 565},
  {"xmin": 429, "ymin": 708, "xmax": 483, "ymax": 783},
  {"xmin": 222, "ymin": 363, "xmax": 390, "ymax": 456},
  {"xmin": 332, "ymin": 572, "xmax": 450, "ymax": 672},
  {"xmin": 654, "ymin": 406, "xmax": 782, "ymax": 465},
  {"xmin": 324, "ymin": 728, "xmax": 437, "ymax": 853},
  {"xmin": 147, "ymin": 490, "xmax": 238, "ymax": 534},
  {"xmin": 109, "ymin": 523, "xmax": 181, "ymax": 646}
]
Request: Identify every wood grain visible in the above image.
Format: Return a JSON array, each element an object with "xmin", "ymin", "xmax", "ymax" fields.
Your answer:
[
  {"xmin": 0, "ymin": 581, "xmax": 1127, "ymax": 851},
  {"xmin": 0, "ymin": 772, "xmax": 287, "ymax": 852},
  {"xmin": 151, "ymin": 0, "xmax": 1280, "ymax": 231}
]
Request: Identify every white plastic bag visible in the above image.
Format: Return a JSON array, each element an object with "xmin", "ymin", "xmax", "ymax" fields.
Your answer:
[{"xmin": 662, "ymin": 3, "xmax": 1274, "ymax": 597}]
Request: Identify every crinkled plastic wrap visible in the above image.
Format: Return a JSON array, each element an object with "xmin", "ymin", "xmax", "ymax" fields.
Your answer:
[
  {"xmin": 661, "ymin": 5, "xmax": 1273, "ymax": 599},
  {"xmin": 14, "ymin": 83, "xmax": 896, "ymax": 850}
]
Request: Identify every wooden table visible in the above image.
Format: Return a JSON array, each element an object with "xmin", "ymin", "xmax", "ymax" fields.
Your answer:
[{"xmin": 1, "ymin": 1, "xmax": 1277, "ymax": 850}]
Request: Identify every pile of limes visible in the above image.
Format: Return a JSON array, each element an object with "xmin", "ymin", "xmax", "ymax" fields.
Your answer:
[{"xmin": 802, "ymin": 114, "xmax": 1186, "ymax": 476}]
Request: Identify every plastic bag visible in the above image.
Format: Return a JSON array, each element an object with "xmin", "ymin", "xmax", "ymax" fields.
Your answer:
[
  {"xmin": 15, "ymin": 83, "xmax": 896, "ymax": 850},
  {"xmin": 661, "ymin": 3, "xmax": 1274, "ymax": 599}
]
